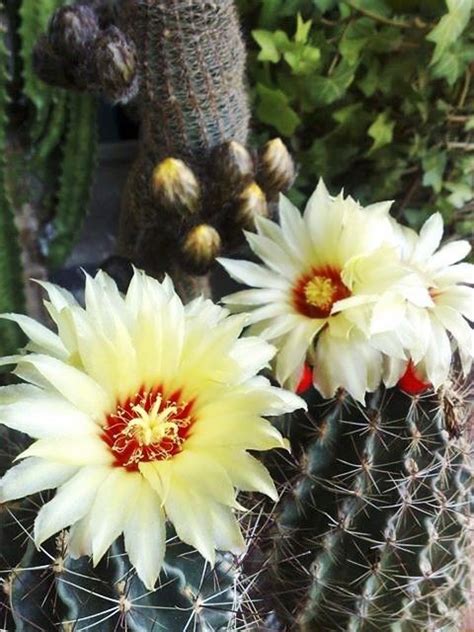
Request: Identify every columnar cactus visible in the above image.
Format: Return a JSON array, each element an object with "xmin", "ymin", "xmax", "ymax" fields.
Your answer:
[
  {"xmin": 33, "ymin": 0, "xmax": 296, "ymax": 294},
  {"xmin": 254, "ymin": 383, "xmax": 471, "ymax": 631}
]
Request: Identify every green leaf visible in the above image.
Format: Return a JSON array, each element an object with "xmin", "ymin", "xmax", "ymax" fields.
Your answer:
[
  {"xmin": 422, "ymin": 150, "xmax": 447, "ymax": 193},
  {"xmin": 427, "ymin": 0, "xmax": 473, "ymax": 64},
  {"xmin": 308, "ymin": 61, "xmax": 356, "ymax": 105},
  {"xmin": 256, "ymin": 84, "xmax": 301, "ymax": 136},
  {"xmin": 312, "ymin": 0, "xmax": 338, "ymax": 11},
  {"xmin": 367, "ymin": 111, "xmax": 395, "ymax": 153},
  {"xmin": 295, "ymin": 13, "xmax": 312, "ymax": 44},
  {"xmin": 339, "ymin": 19, "xmax": 375, "ymax": 66},
  {"xmin": 252, "ymin": 30, "xmax": 283, "ymax": 63},
  {"xmin": 445, "ymin": 181, "xmax": 473, "ymax": 208}
]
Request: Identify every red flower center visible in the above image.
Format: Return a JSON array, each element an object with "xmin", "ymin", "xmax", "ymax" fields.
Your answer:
[
  {"xmin": 102, "ymin": 387, "xmax": 195, "ymax": 472},
  {"xmin": 293, "ymin": 267, "xmax": 351, "ymax": 319}
]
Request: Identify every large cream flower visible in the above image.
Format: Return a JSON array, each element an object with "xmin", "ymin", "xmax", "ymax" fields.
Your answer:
[
  {"xmin": 384, "ymin": 213, "xmax": 474, "ymax": 388},
  {"xmin": 0, "ymin": 270, "xmax": 303, "ymax": 589},
  {"xmin": 219, "ymin": 180, "xmax": 428, "ymax": 403}
]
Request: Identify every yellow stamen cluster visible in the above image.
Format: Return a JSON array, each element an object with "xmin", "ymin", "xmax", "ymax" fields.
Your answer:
[{"xmin": 304, "ymin": 276, "xmax": 336, "ymax": 311}]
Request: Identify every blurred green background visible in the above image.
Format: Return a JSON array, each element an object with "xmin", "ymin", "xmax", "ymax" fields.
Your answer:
[{"xmin": 237, "ymin": 0, "xmax": 473, "ymax": 237}]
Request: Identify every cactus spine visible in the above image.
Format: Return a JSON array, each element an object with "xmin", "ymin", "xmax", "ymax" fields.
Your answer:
[{"xmin": 254, "ymin": 382, "xmax": 471, "ymax": 631}]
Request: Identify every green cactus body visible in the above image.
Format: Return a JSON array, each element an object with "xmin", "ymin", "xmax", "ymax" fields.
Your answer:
[
  {"xmin": 2, "ymin": 520, "xmax": 245, "ymax": 630},
  {"xmin": 0, "ymin": 9, "xmax": 26, "ymax": 353},
  {"xmin": 258, "ymin": 383, "xmax": 471, "ymax": 631}
]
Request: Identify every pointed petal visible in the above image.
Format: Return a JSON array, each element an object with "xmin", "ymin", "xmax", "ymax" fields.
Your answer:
[
  {"xmin": 413, "ymin": 213, "xmax": 443, "ymax": 262},
  {"xmin": 89, "ymin": 469, "xmax": 140, "ymax": 566},
  {"xmin": 19, "ymin": 436, "xmax": 114, "ymax": 466},
  {"xmin": 428, "ymin": 240, "xmax": 471, "ymax": 271},
  {"xmin": 34, "ymin": 466, "xmax": 110, "ymax": 546},
  {"xmin": 13, "ymin": 355, "xmax": 111, "ymax": 419},
  {"xmin": 218, "ymin": 258, "xmax": 289, "ymax": 290},
  {"xmin": 124, "ymin": 479, "xmax": 166, "ymax": 590},
  {"xmin": 0, "ymin": 458, "xmax": 77, "ymax": 502},
  {"xmin": 0, "ymin": 314, "xmax": 67, "ymax": 359}
]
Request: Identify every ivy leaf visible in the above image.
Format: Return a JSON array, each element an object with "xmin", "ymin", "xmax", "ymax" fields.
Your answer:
[
  {"xmin": 367, "ymin": 111, "xmax": 395, "ymax": 153},
  {"xmin": 295, "ymin": 13, "xmax": 312, "ymax": 44},
  {"xmin": 256, "ymin": 84, "xmax": 301, "ymax": 136},
  {"xmin": 445, "ymin": 181, "xmax": 473, "ymax": 208},
  {"xmin": 312, "ymin": 0, "xmax": 338, "ymax": 11},
  {"xmin": 252, "ymin": 30, "xmax": 283, "ymax": 63},
  {"xmin": 427, "ymin": 0, "xmax": 473, "ymax": 64},
  {"xmin": 308, "ymin": 61, "xmax": 356, "ymax": 105},
  {"xmin": 422, "ymin": 151, "xmax": 447, "ymax": 193},
  {"xmin": 339, "ymin": 19, "xmax": 375, "ymax": 66}
]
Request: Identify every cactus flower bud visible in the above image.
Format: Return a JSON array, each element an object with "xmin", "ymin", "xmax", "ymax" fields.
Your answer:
[
  {"xmin": 212, "ymin": 140, "xmax": 254, "ymax": 191},
  {"xmin": 181, "ymin": 224, "xmax": 221, "ymax": 273},
  {"xmin": 151, "ymin": 158, "xmax": 201, "ymax": 215},
  {"xmin": 257, "ymin": 138, "xmax": 296, "ymax": 199},
  {"xmin": 48, "ymin": 6, "xmax": 99, "ymax": 59},
  {"xmin": 235, "ymin": 182, "xmax": 268, "ymax": 229},
  {"xmin": 94, "ymin": 26, "xmax": 139, "ymax": 103}
]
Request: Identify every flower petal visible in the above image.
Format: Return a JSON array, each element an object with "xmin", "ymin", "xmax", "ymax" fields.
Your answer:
[
  {"xmin": 34, "ymin": 466, "xmax": 110, "ymax": 547},
  {"xmin": 0, "ymin": 314, "xmax": 67, "ymax": 359},
  {"xmin": 218, "ymin": 258, "xmax": 288, "ymax": 290},
  {"xmin": 124, "ymin": 478, "xmax": 166, "ymax": 590},
  {"xmin": 0, "ymin": 458, "xmax": 77, "ymax": 503},
  {"xmin": 12, "ymin": 354, "xmax": 111, "ymax": 419},
  {"xmin": 19, "ymin": 436, "xmax": 114, "ymax": 466},
  {"xmin": 0, "ymin": 389, "xmax": 98, "ymax": 438},
  {"xmin": 88, "ymin": 469, "xmax": 141, "ymax": 566}
]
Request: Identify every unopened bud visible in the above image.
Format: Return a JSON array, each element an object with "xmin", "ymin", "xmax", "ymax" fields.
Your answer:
[
  {"xmin": 48, "ymin": 6, "xmax": 99, "ymax": 59},
  {"xmin": 151, "ymin": 158, "xmax": 201, "ymax": 215},
  {"xmin": 94, "ymin": 27, "xmax": 138, "ymax": 103},
  {"xmin": 257, "ymin": 138, "xmax": 296, "ymax": 199},
  {"xmin": 181, "ymin": 224, "xmax": 221, "ymax": 274},
  {"xmin": 235, "ymin": 182, "xmax": 268, "ymax": 229},
  {"xmin": 212, "ymin": 141, "xmax": 254, "ymax": 191}
]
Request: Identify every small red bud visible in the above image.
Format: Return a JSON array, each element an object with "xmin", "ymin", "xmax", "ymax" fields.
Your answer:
[
  {"xmin": 297, "ymin": 363, "xmax": 313, "ymax": 394},
  {"xmin": 397, "ymin": 361, "xmax": 431, "ymax": 395}
]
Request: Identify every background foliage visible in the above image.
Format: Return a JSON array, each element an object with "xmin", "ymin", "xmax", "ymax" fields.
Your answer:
[{"xmin": 237, "ymin": 0, "xmax": 474, "ymax": 238}]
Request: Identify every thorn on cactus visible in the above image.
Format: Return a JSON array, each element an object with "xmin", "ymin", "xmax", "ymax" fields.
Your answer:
[
  {"xmin": 151, "ymin": 158, "xmax": 201, "ymax": 216},
  {"xmin": 257, "ymin": 138, "xmax": 296, "ymax": 199},
  {"xmin": 398, "ymin": 361, "xmax": 431, "ymax": 395}
]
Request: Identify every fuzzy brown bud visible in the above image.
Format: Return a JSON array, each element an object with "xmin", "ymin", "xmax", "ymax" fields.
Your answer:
[
  {"xmin": 151, "ymin": 158, "xmax": 201, "ymax": 215},
  {"xmin": 94, "ymin": 26, "xmax": 138, "ymax": 103},
  {"xmin": 235, "ymin": 182, "xmax": 268, "ymax": 230},
  {"xmin": 48, "ymin": 6, "xmax": 99, "ymax": 59},
  {"xmin": 212, "ymin": 141, "xmax": 254, "ymax": 191},
  {"xmin": 257, "ymin": 138, "xmax": 296, "ymax": 199},
  {"xmin": 181, "ymin": 224, "xmax": 221, "ymax": 274}
]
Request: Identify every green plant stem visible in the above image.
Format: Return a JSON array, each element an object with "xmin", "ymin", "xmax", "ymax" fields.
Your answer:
[{"xmin": 343, "ymin": 0, "xmax": 427, "ymax": 29}]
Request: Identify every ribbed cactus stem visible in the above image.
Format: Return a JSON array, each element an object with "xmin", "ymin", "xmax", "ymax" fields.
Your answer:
[
  {"xmin": 119, "ymin": 0, "xmax": 249, "ymax": 162},
  {"xmin": 256, "ymin": 382, "xmax": 471, "ymax": 631},
  {"xmin": 117, "ymin": 0, "xmax": 250, "ymax": 288}
]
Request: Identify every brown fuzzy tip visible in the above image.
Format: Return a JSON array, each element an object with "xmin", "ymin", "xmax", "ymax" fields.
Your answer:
[
  {"xmin": 94, "ymin": 26, "xmax": 139, "ymax": 103},
  {"xmin": 151, "ymin": 158, "xmax": 201, "ymax": 215},
  {"xmin": 211, "ymin": 140, "xmax": 254, "ymax": 191},
  {"xmin": 235, "ymin": 182, "xmax": 268, "ymax": 230},
  {"xmin": 257, "ymin": 138, "xmax": 296, "ymax": 199},
  {"xmin": 181, "ymin": 224, "xmax": 221, "ymax": 273},
  {"xmin": 48, "ymin": 6, "xmax": 99, "ymax": 59}
]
